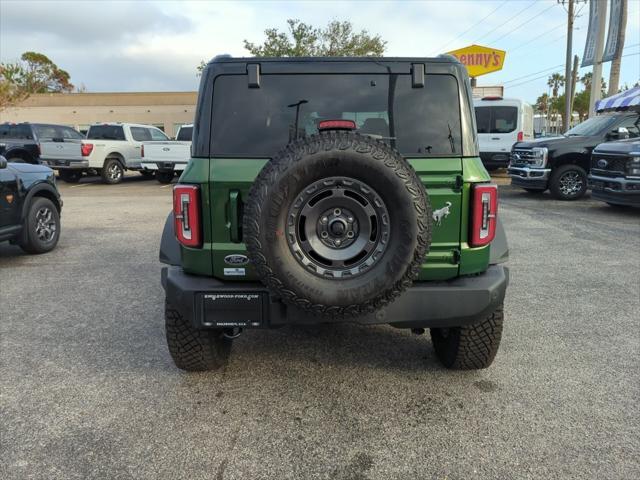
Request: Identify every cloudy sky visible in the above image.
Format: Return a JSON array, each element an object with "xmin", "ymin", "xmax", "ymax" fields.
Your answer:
[{"xmin": 1, "ymin": 0, "xmax": 638, "ymax": 103}]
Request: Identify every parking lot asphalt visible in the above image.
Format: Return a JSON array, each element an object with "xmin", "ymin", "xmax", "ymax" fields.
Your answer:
[{"xmin": 1, "ymin": 173, "xmax": 639, "ymax": 480}]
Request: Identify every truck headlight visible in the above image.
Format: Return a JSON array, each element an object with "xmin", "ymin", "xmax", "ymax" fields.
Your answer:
[
  {"xmin": 627, "ymin": 155, "xmax": 640, "ymax": 177},
  {"xmin": 531, "ymin": 147, "xmax": 548, "ymax": 168}
]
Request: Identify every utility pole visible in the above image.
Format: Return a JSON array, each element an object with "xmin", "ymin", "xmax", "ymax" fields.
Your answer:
[
  {"xmin": 570, "ymin": 54, "xmax": 579, "ymax": 123},
  {"xmin": 608, "ymin": 0, "xmax": 628, "ymax": 95},
  {"xmin": 589, "ymin": 0, "xmax": 608, "ymax": 117},
  {"xmin": 562, "ymin": 0, "xmax": 575, "ymax": 132}
]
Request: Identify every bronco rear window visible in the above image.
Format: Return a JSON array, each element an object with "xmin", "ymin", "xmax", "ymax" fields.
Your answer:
[{"xmin": 210, "ymin": 74, "xmax": 461, "ymax": 157}]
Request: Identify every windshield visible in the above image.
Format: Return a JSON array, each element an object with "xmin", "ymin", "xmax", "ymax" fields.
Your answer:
[
  {"xmin": 565, "ymin": 115, "xmax": 618, "ymax": 136},
  {"xmin": 475, "ymin": 106, "xmax": 518, "ymax": 134},
  {"xmin": 211, "ymin": 73, "xmax": 462, "ymax": 157}
]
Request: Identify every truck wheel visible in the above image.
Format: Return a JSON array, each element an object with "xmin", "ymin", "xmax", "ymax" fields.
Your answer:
[
  {"xmin": 165, "ymin": 301, "xmax": 231, "ymax": 371},
  {"xmin": 430, "ymin": 305, "xmax": 503, "ymax": 369},
  {"xmin": 549, "ymin": 165, "xmax": 587, "ymax": 200},
  {"xmin": 59, "ymin": 170, "xmax": 82, "ymax": 183},
  {"xmin": 19, "ymin": 197, "xmax": 61, "ymax": 254},
  {"xmin": 156, "ymin": 171, "xmax": 174, "ymax": 184},
  {"xmin": 101, "ymin": 158, "xmax": 124, "ymax": 184},
  {"xmin": 244, "ymin": 131, "xmax": 432, "ymax": 317},
  {"xmin": 139, "ymin": 170, "xmax": 154, "ymax": 179}
]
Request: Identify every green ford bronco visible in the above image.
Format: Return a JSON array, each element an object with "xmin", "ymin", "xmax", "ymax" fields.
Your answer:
[{"xmin": 159, "ymin": 55, "xmax": 509, "ymax": 372}]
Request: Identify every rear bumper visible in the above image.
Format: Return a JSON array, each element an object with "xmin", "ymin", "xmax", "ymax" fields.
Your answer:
[
  {"xmin": 161, "ymin": 265, "xmax": 509, "ymax": 329},
  {"xmin": 588, "ymin": 173, "xmax": 640, "ymax": 206},
  {"xmin": 480, "ymin": 152, "xmax": 510, "ymax": 168},
  {"xmin": 141, "ymin": 161, "xmax": 187, "ymax": 172},
  {"xmin": 45, "ymin": 159, "xmax": 89, "ymax": 170},
  {"xmin": 508, "ymin": 165, "xmax": 550, "ymax": 190}
]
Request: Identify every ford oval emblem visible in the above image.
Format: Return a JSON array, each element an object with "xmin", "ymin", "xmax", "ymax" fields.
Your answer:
[
  {"xmin": 512, "ymin": 153, "xmax": 521, "ymax": 162},
  {"xmin": 224, "ymin": 254, "xmax": 249, "ymax": 266},
  {"xmin": 162, "ymin": 147, "xmax": 170, "ymax": 152},
  {"xmin": 597, "ymin": 159, "xmax": 608, "ymax": 168}
]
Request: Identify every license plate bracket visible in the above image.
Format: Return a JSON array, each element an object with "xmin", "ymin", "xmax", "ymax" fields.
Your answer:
[{"xmin": 199, "ymin": 292, "xmax": 265, "ymax": 328}]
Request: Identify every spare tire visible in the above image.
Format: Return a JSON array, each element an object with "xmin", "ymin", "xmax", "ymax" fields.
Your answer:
[{"xmin": 244, "ymin": 131, "xmax": 432, "ymax": 317}]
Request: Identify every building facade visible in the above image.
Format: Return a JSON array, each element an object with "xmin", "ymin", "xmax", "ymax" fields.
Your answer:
[
  {"xmin": 1, "ymin": 86, "xmax": 504, "ymax": 137},
  {"xmin": 0, "ymin": 91, "xmax": 197, "ymax": 137}
]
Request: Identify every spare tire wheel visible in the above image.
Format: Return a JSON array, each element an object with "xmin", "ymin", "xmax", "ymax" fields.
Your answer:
[{"xmin": 244, "ymin": 131, "xmax": 432, "ymax": 317}]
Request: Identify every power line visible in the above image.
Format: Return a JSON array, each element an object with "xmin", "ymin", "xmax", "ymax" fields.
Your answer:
[
  {"xmin": 503, "ymin": 63, "xmax": 565, "ymax": 85},
  {"xmin": 489, "ymin": 2, "xmax": 559, "ymax": 45},
  {"xmin": 432, "ymin": 0, "xmax": 509, "ymax": 54},
  {"xmin": 510, "ymin": 22, "xmax": 565, "ymax": 52},
  {"xmin": 472, "ymin": 0, "xmax": 538, "ymax": 44},
  {"xmin": 506, "ymin": 52, "xmax": 639, "ymax": 89}
]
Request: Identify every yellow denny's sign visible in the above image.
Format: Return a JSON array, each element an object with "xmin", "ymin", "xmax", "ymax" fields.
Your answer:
[{"xmin": 447, "ymin": 44, "xmax": 506, "ymax": 78}]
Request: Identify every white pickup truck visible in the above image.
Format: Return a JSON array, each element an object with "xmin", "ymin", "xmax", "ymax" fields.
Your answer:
[
  {"xmin": 140, "ymin": 124, "xmax": 192, "ymax": 183},
  {"xmin": 73, "ymin": 123, "xmax": 170, "ymax": 184}
]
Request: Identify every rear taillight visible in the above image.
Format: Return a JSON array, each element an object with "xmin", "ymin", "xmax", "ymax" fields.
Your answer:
[
  {"xmin": 173, "ymin": 184, "xmax": 201, "ymax": 248},
  {"xmin": 517, "ymin": 131, "xmax": 524, "ymax": 142},
  {"xmin": 141, "ymin": 144, "xmax": 144, "ymax": 157},
  {"xmin": 81, "ymin": 143, "xmax": 93, "ymax": 156},
  {"xmin": 470, "ymin": 184, "xmax": 498, "ymax": 247}
]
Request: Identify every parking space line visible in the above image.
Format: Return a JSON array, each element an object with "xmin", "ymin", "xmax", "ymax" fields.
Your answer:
[
  {"xmin": 69, "ymin": 183, "xmax": 90, "ymax": 188},
  {"xmin": 160, "ymin": 184, "xmax": 173, "ymax": 189}
]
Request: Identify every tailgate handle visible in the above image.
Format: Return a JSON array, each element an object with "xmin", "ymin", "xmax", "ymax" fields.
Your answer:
[{"xmin": 228, "ymin": 190, "xmax": 242, "ymax": 243}]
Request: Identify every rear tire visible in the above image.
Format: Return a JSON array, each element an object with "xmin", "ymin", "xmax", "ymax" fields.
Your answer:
[
  {"xmin": 156, "ymin": 171, "xmax": 174, "ymax": 184},
  {"xmin": 18, "ymin": 197, "xmax": 61, "ymax": 254},
  {"xmin": 101, "ymin": 158, "xmax": 124, "ymax": 184},
  {"xmin": 549, "ymin": 165, "xmax": 587, "ymax": 200},
  {"xmin": 139, "ymin": 170, "xmax": 154, "ymax": 179},
  {"xmin": 430, "ymin": 305, "xmax": 504, "ymax": 370},
  {"xmin": 165, "ymin": 300, "xmax": 232, "ymax": 371}
]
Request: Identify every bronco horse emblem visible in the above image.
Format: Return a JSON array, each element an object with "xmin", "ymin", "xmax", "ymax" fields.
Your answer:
[{"xmin": 432, "ymin": 202, "xmax": 452, "ymax": 226}]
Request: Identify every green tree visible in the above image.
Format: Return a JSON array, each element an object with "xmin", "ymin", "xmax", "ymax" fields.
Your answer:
[
  {"xmin": 573, "ymin": 89, "xmax": 590, "ymax": 122},
  {"xmin": 1, "ymin": 51, "xmax": 73, "ymax": 110},
  {"xmin": 243, "ymin": 19, "xmax": 386, "ymax": 57},
  {"xmin": 535, "ymin": 93, "xmax": 549, "ymax": 114},
  {"xmin": 547, "ymin": 73, "xmax": 565, "ymax": 99},
  {"xmin": 579, "ymin": 72, "xmax": 607, "ymax": 94}
]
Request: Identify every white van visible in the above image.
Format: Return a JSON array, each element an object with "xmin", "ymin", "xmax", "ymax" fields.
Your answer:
[{"xmin": 474, "ymin": 97, "xmax": 534, "ymax": 170}]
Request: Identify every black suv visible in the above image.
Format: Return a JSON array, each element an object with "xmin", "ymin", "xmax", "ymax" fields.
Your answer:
[
  {"xmin": 589, "ymin": 138, "xmax": 640, "ymax": 207},
  {"xmin": 508, "ymin": 111, "xmax": 640, "ymax": 200},
  {"xmin": 0, "ymin": 156, "xmax": 62, "ymax": 253}
]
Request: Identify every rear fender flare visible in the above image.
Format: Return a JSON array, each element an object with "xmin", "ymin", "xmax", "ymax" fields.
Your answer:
[
  {"xmin": 489, "ymin": 218, "xmax": 508, "ymax": 265},
  {"xmin": 160, "ymin": 212, "xmax": 181, "ymax": 266}
]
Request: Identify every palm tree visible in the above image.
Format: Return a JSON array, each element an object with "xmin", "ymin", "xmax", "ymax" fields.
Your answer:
[
  {"xmin": 547, "ymin": 73, "xmax": 565, "ymax": 99},
  {"xmin": 535, "ymin": 93, "xmax": 549, "ymax": 114},
  {"xmin": 580, "ymin": 72, "xmax": 607, "ymax": 94},
  {"xmin": 547, "ymin": 74, "xmax": 565, "ymax": 133}
]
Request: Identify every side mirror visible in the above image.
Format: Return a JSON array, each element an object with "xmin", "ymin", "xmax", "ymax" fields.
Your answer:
[
  {"xmin": 609, "ymin": 127, "xmax": 630, "ymax": 140},
  {"xmin": 0, "ymin": 156, "xmax": 7, "ymax": 169}
]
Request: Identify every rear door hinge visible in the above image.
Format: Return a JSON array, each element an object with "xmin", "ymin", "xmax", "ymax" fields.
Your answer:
[
  {"xmin": 227, "ymin": 190, "xmax": 242, "ymax": 242},
  {"xmin": 454, "ymin": 175, "xmax": 463, "ymax": 191}
]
